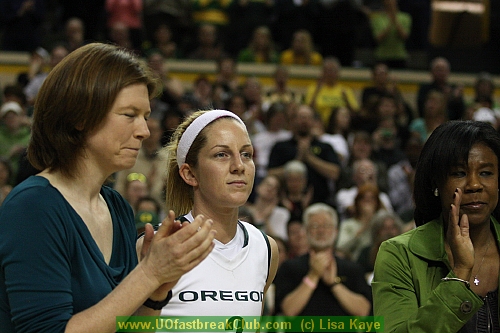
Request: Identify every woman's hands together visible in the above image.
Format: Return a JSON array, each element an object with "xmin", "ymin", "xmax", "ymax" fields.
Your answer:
[{"xmin": 138, "ymin": 211, "xmax": 216, "ymax": 300}]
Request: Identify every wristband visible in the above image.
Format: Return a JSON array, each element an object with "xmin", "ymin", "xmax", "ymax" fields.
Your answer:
[
  {"xmin": 303, "ymin": 276, "xmax": 318, "ymax": 289},
  {"xmin": 441, "ymin": 277, "xmax": 471, "ymax": 289},
  {"xmin": 143, "ymin": 290, "xmax": 173, "ymax": 310}
]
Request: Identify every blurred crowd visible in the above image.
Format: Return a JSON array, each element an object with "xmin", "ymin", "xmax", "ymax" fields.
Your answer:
[{"xmin": 1, "ymin": 0, "xmax": 499, "ymax": 318}]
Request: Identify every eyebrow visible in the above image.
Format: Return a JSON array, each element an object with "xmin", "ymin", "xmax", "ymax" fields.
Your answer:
[{"xmin": 210, "ymin": 144, "xmax": 253, "ymax": 150}]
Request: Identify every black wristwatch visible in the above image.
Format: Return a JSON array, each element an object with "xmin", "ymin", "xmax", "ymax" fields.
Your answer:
[{"xmin": 143, "ymin": 290, "xmax": 173, "ymax": 310}]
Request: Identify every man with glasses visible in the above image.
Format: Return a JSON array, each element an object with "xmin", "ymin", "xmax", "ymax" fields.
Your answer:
[{"xmin": 273, "ymin": 203, "xmax": 371, "ymax": 316}]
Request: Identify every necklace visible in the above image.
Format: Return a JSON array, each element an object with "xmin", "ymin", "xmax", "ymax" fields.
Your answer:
[{"xmin": 473, "ymin": 237, "xmax": 491, "ymax": 286}]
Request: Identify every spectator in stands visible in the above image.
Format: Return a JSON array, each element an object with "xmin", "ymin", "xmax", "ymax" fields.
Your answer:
[
  {"xmin": 181, "ymin": 75, "xmax": 213, "ymax": 114},
  {"xmin": 188, "ymin": 23, "xmax": 227, "ymax": 61},
  {"xmin": 337, "ymin": 183, "xmax": 386, "ymax": 261},
  {"xmin": 134, "ymin": 196, "xmax": 162, "ymax": 235},
  {"xmin": 335, "ymin": 158, "xmax": 393, "ymax": 221},
  {"xmin": 252, "ymin": 102, "xmax": 291, "ymax": 183},
  {"xmin": 105, "ymin": 0, "xmax": 143, "ymax": 52},
  {"xmin": 280, "ymin": 160, "xmax": 312, "ymax": 223},
  {"xmin": 214, "ymin": 56, "xmax": 239, "ymax": 93},
  {"xmin": 360, "ymin": 62, "xmax": 413, "ymax": 127},
  {"xmin": 305, "ymin": 57, "xmax": 359, "ymax": 128},
  {"xmin": 143, "ymin": 23, "xmax": 180, "ymax": 59},
  {"xmin": 356, "ymin": 210, "xmax": 404, "ymax": 283},
  {"xmin": 274, "ymin": 203, "xmax": 371, "ymax": 316},
  {"xmin": 410, "ymin": 90, "xmax": 447, "ymax": 144},
  {"xmin": 271, "ymin": 0, "xmax": 320, "ymax": 51},
  {"xmin": 313, "ymin": 108, "xmax": 350, "ymax": 167},
  {"xmin": 371, "ymin": 115, "xmax": 408, "ymax": 170},
  {"xmin": 370, "ymin": 0, "xmax": 412, "ymax": 68},
  {"xmin": 337, "ymin": 130, "xmax": 389, "ymax": 193},
  {"xmin": 24, "ymin": 43, "xmax": 69, "ymax": 106},
  {"xmin": 107, "ymin": 21, "xmax": 140, "ymax": 54},
  {"xmin": 226, "ymin": 0, "xmax": 275, "ymax": 56},
  {"xmin": 237, "ymin": 25, "xmax": 279, "ymax": 64},
  {"xmin": 263, "ymin": 65, "xmax": 301, "ymax": 108},
  {"xmin": 146, "ymin": 50, "xmax": 184, "ymax": 117},
  {"xmin": 286, "ymin": 219, "xmax": 309, "ymax": 259},
  {"xmin": 191, "ymin": 0, "xmax": 232, "ymax": 45},
  {"xmin": 142, "ymin": 0, "xmax": 191, "ymax": 53},
  {"xmin": 114, "ymin": 117, "xmax": 167, "ymax": 212},
  {"xmin": 416, "ymin": 57, "xmax": 465, "ymax": 120},
  {"xmin": 0, "ymin": 101, "xmax": 31, "ymax": 179},
  {"xmin": 268, "ymin": 104, "xmax": 341, "ymax": 205},
  {"xmin": 0, "ymin": 0, "xmax": 45, "ymax": 52},
  {"xmin": 245, "ymin": 174, "xmax": 290, "ymax": 241},
  {"xmin": 387, "ymin": 136, "xmax": 423, "ymax": 221},
  {"xmin": 2, "ymin": 85, "xmax": 27, "ymax": 110},
  {"xmin": 279, "ymin": 29, "xmax": 323, "ymax": 66},
  {"xmin": 472, "ymin": 71, "xmax": 498, "ymax": 111},
  {"xmin": 64, "ymin": 17, "xmax": 86, "ymax": 52}
]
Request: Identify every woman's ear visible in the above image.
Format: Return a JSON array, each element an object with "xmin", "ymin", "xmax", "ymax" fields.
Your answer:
[{"xmin": 179, "ymin": 164, "xmax": 198, "ymax": 187}]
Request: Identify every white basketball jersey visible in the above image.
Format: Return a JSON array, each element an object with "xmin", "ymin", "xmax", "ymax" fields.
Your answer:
[{"xmin": 160, "ymin": 213, "xmax": 271, "ymax": 316}]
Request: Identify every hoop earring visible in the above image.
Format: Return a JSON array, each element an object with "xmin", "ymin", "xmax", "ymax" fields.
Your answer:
[{"xmin": 434, "ymin": 188, "xmax": 439, "ymax": 197}]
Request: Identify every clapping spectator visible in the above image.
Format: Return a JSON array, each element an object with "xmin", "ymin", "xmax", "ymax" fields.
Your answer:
[{"xmin": 370, "ymin": 0, "xmax": 412, "ymax": 68}]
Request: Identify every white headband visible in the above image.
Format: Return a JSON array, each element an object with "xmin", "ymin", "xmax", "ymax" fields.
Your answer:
[{"xmin": 176, "ymin": 110, "xmax": 245, "ymax": 167}]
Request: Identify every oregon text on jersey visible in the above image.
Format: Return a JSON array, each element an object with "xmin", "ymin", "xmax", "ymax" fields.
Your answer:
[{"xmin": 178, "ymin": 290, "xmax": 264, "ymax": 302}]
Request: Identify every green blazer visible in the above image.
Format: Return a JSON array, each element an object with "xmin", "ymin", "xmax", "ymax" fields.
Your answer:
[{"xmin": 372, "ymin": 216, "xmax": 500, "ymax": 333}]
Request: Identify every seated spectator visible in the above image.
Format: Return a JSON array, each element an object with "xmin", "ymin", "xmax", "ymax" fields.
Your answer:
[
  {"xmin": 107, "ymin": 21, "xmax": 138, "ymax": 54},
  {"xmin": 335, "ymin": 158, "xmax": 393, "ymax": 221},
  {"xmin": 470, "ymin": 72, "xmax": 500, "ymax": 118},
  {"xmin": 268, "ymin": 104, "xmax": 341, "ymax": 205},
  {"xmin": 252, "ymin": 102, "xmax": 292, "ymax": 182},
  {"xmin": 214, "ymin": 56, "xmax": 240, "ymax": 95},
  {"xmin": 113, "ymin": 118, "xmax": 167, "ymax": 211},
  {"xmin": 24, "ymin": 43, "xmax": 69, "ymax": 105},
  {"xmin": 105, "ymin": 0, "xmax": 143, "ymax": 52},
  {"xmin": 356, "ymin": 210, "xmax": 404, "ymax": 283},
  {"xmin": 274, "ymin": 203, "xmax": 371, "ymax": 316},
  {"xmin": 64, "ymin": 17, "xmax": 86, "ymax": 52},
  {"xmin": 188, "ymin": 23, "xmax": 227, "ymax": 61},
  {"xmin": 305, "ymin": 57, "xmax": 359, "ymax": 128},
  {"xmin": 286, "ymin": 219, "xmax": 309, "ymax": 259},
  {"xmin": 360, "ymin": 62, "xmax": 414, "ymax": 128},
  {"xmin": 225, "ymin": 92, "xmax": 265, "ymax": 136},
  {"xmin": 336, "ymin": 183, "xmax": 386, "ymax": 261},
  {"xmin": 122, "ymin": 172, "xmax": 149, "ymax": 212},
  {"xmin": 0, "ymin": 102, "xmax": 31, "ymax": 179},
  {"xmin": 238, "ymin": 26, "xmax": 279, "ymax": 64},
  {"xmin": 409, "ymin": 90, "xmax": 447, "ymax": 144},
  {"xmin": 263, "ymin": 66, "xmax": 301, "ymax": 108},
  {"xmin": 387, "ymin": 136, "xmax": 423, "ymax": 220},
  {"xmin": 337, "ymin": 131, "xmax": 389, "ymax": 193},
  {"xmin": 146, "ymin": 49, "xmax": 184, "ymax": 118},
  {"xmin": 279, "ymin": 29, "xmax": 323, "ymax": 66},
  {"xmin": 313, "ymin": 108, "xmax": 351, "ymax": 167},
  {"xmin": 245, "ymin": 174, "xmax": 290, "ymax": 241},
  {"xmin": 143, "ymin": 23, "xmax": 180, "ymax": 59},
  {"xmin": 180, "ymin": 75, "xmax": 213, "ymax": 114},
  {"xmin": 371, "ymin": 116, "xmax": 408, "ymax": 169},
  {"xmin": 416, "ymin": 56, "xmax": 465, "ymax": 120},
  {"xmin": 134, "ymin": 196, "xmax": 162, "ymax": 235},
  {"xmin": 280, "ymin": 160, "xmax": 313, "ymax": 222}
]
